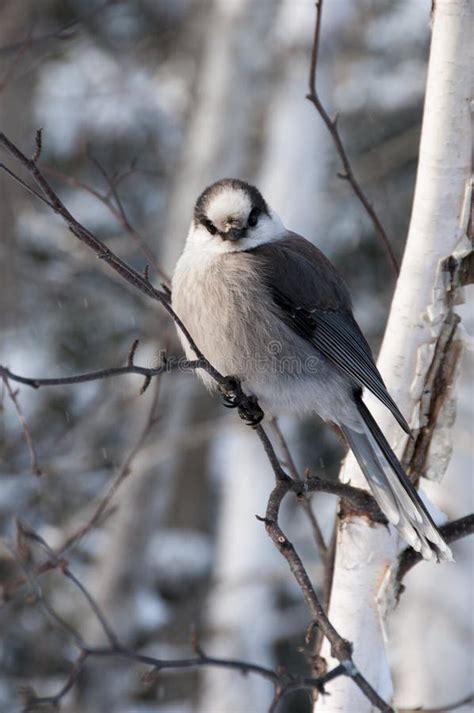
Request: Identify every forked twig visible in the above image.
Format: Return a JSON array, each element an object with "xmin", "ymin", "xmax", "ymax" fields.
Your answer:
[
  {"xmin": 3, "ymin": 129, "xmax": 468, "ymax": 713},
  {"xmin": 0, "ymin": 372, "xmax": 41, "ymax": 475},
  {"xmin": 8, "ymin": 524, "xmax": 344, "ymax": 713}
]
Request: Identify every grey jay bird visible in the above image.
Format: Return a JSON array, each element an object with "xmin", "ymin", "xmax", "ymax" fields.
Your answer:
[{"xmin": 172, "ymin": 178, "xmax": 452, "ymax": 561}]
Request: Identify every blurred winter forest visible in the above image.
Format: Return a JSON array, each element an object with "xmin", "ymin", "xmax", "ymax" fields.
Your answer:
[{"xmin": 0, "ymin": 1, "xmax": 472, "ymax": 712}]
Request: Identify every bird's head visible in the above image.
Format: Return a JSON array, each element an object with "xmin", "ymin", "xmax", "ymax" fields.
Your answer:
[{"xmin": 188, "ymin": 178, "xmax": 285, "ymax": 252}]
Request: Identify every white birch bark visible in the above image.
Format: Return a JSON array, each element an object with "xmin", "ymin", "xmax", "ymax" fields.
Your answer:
[
  {"xmin": 317, "ymin": 1, "xmax": 473, "ymax": 709},
  {"xmin": 391, "ymin": 334, "xmax": 474, "ymax": 709}
]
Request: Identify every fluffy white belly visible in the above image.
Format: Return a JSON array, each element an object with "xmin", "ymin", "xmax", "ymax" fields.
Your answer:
[{"xmin": 171, "ymin": 248, "xmax": 360, "ymax": 429}]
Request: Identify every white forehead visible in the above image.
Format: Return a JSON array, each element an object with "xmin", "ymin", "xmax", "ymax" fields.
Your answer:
[{"xmin": 206, "ymin": 187, "xmax": 251, "ymax": 224}]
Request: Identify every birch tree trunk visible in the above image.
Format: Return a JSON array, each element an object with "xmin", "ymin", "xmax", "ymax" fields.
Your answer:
[
  {"xmin": 317, "ymin": 1, "xmax": 473, "ymax": 709},
  {"xmin": 391, "ymin": 338, "xmax": 474, "ymax": 709}
]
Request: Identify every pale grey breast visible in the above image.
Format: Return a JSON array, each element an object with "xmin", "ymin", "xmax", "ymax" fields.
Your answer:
[
  {"xmin": 171, "ymin": 246, "xmax": 358, "ymax": 423},
  {"xmin": 172, "ymin": 249, "xmax": 284, "ymax": 379}
]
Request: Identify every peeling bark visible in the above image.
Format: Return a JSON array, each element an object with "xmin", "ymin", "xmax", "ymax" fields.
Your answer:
[{"xmin": 317, "ymin": 1, "xmax": 473, "ymax": 710}]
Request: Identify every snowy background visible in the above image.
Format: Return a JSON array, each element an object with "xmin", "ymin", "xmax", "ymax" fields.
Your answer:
[{"xmin": 0, "ymin": 1, "xmax": 472, "ymax": 712}]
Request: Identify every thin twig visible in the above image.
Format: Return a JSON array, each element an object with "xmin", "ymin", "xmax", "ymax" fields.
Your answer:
[
  {"xmin": 89, "ymin": 151, "xmax": 167, "ymax": 278},
  {"xmin": 21, "ymin": 524, "xmax": 119, "ymax": 648},
  {"xmin": 396, "ymin": 513, "xmax": 474, "ymax": 596},
  {"xmin": 307, "ymin": 0, "xmax": 399, "ymax": 276},
  {"xmin": 269, "ymin": 417, "xmax": 299, "ymax": 479},
  {"xmin": 313, "ymin": 518, "xmax": 337, "ymax": 665},
  {"xmin": 268, "ymin": 418, "xmax": 328, "ymax": 560},
  {"xmin": 31, "ymin": 127, "xmax": 42, "ymax": 162},
  {"xmin": 0, "ymin": 131, "xmax": 282, "ymax": 450},
  {"xmin": 261, "ymin": 477, "xmax": 394, "ymax": 713},
  {"xmin": 57, "ymin": 376, "xmax": 163, "ymax": 556},
  {"xmin": 301, "ymin": 498, "xmax": 328, "ymax": 559},
  {"xmin": 22, "ymin": 650, "xmax": 89, "ymax": 711},
  {"xmin": 0, "ymin": 372, "xmax": 41, "ymax": 475},
  {"xmin": 0, "ymin": 160, "xmax": 54, "ymax": 208},
  {"xmin": 0, "ymin": 1, "xmax": 111, "ymax": 56},
  {"xmin": 8, "ymin": 526, "xmax": 344, "ymax": 712},
  {"xmin": 268, "ymin": 663, "xmax": 346, "ymax": 713},
  {"xmin": 44, "ymin": 159, "xmax": 170, "ymax": 283},
  {"xmin": 0, "ymin": 32, "xmax": 30, "ymax": 94},
  {"xmin": 0, "ymin": 131, "xmax": 221, "ymax": 385},
  {"xmin": 8, "ymin": 528, "xmax": 86, "ymax": 650},
  {"xmin": 0, "ymin": 357, "xmax": 198, "ymax": 390},
  {"xmin": 2, "ymin": 454, "xmax": 389, "ymax": 605},
  {"xmin": 0, "ymin": 129, "xmax": 448, "ymax": 713},
  {"xmin": 253, "ymin": 428, "xmax": 392, "ymax": 711},
  {"xmin": 254, "ymin": 424, "xmax": 291, "ymax": 482}
]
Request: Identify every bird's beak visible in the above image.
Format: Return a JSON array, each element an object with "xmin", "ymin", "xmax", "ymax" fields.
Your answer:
[{"xmin": 223, "ymin": 227, "xmax": 246, "ymax": 241}]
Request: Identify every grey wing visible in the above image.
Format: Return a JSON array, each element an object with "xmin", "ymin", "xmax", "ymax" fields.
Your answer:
[{"xmin": 249, "ymin": 235, "xmax": 410, "ymax": 434}]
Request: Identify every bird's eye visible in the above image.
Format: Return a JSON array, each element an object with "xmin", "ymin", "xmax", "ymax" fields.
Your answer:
[
  {"xmin": 203, "ymin": 219, "xmax": 217, "ymax": 235},
  {"xmin": 248, "ymin": 208, "xmax": 260, "ymax": 227}
]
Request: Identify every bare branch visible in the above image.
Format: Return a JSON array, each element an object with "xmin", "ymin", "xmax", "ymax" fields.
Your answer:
[
  {"xmin": 396, "ymin": 514, "xmax": 474, "ymax": 596},
  {"xmin": 46, "ymin": 151, "xmax": 170, "ymax": 283},
  {"xmin": 8, "ymin": 526, "xmax": 86, "ymax": 650},
  {"xmin": 262, "ymin": 479, "xmax": 394, "ymax": 712},
  {"xmin": 0, "ymin": 1, "xmax": 110, "ymax": 56},
  {"xmin": 298, "ymin": 476, "xmax": 387, "ymax": 524},
  {"xmin": 0, "ymin": 34, "xmax": 30, "ymax": 94},
  {"xmin": 0, "ymin": 372, "xmax": 41, "ymax": 475},
  {"xmin": 312, "ymin": 521, "xmax": 338, "ymax": 669},
  {"xmin": 307, "ymin": 0, "xmax": 400, "ymax": 276},
  {"xmin": 268, "ymin": 417, "xmax": 299, "ymax": 479},
  {"xmin": 21, "ymin": 651, "xmax": 89, "ymax": 711},
  {"xmin": 7, "ymin": 527, "xmax": 343, "ymax": 712},
  {"xmin": 0, "ymin": 160, "xmax": 55, "ymax": 207},
  {"xmin": 0, "ymin": 130, "xmax": 401, "ymax": 713},
  {"xmin": 31, "ymin": 127, "xmax": 42, "ymax": 163},
  {"xmin": 0, "ymin": 357, "xmax": 199, "ymax": 390},
  {"xmin": 57, "ymin": 376, "xmax": 163, "ymax": 557},
  {"xmin": 269, "ymin": 417, "xmax": 328, "ymax": 560},
  {"xmin": 300, "ymin": 496, "xmax": 328, "ymax": 559},
  {"xmin": 255, "ymin": 424, "xmax": 291, "ymax": 481},
  {"xmin": 0, "ymin": 131, "xmax": 216, "ymax": 381}
]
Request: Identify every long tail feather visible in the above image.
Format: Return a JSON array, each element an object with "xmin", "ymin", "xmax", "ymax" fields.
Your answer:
[{"xmin": 341, "ymin": 399, "xmax": 453, "ymax": 561}]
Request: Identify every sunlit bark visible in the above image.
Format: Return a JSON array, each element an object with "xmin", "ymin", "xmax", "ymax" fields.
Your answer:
[{"xmin": 317, "ymin": 1, "xmax": 473, "ymax": 709}]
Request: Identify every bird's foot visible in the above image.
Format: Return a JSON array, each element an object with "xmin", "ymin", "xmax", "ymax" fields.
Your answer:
[
  {"xmin": 218, "ymin": 376, "xmax": 240, "ymax": 409},
  {"xmin": 218, "ymin": 376, "xmax": 264, "ymax": 426},
  {"xmin": 237, "ymin": 395, "xmax": 264, "ymax": 427}
]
